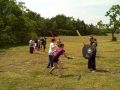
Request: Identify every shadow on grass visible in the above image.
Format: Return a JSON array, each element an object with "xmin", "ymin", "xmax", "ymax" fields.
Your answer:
[
  {"xmin": 96, "ymin": 56, "xmax": 105, "ymax": 58},
  {"xmin": 0, "ymin": 70, "xmax": 5, "ymax": 72},
  {"xmin": 0, "ymin": 50, "xmax": 6, "ymax": 53},
  {"xmin": 96, "ymin": 69, "xmax": 109, "ymax": 73},
  {"xmin": 63, "ymin": 74, "xmax": 78, "ymax": 77},
  {"xmin": 50, "ymin": 73, "xmax": 79, "ymax": 78},
  {"xmin": 34, "ymin": 52, "xmax": 40, "ymax": 54},
  {"xmin": 62, "ymin": 74, "xmax": 82, "ymax": 81}
]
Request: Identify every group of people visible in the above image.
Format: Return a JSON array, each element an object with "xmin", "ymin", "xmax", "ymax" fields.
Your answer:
[
  {"xmin": 47, "ymin": 36, "xmax": 98, "ymax": 77},
  {"xmin": 29, "ymin": 37, "xmax": 47, "ymax": 54},
  {"xmin": 29, "ymin": 35, "xmax": 98, "ymax": 77}
]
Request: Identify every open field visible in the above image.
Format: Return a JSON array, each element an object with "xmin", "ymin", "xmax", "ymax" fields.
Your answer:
[{"xmin": 0, "ymin": 34, "xmax": 120, "ymax": 90}]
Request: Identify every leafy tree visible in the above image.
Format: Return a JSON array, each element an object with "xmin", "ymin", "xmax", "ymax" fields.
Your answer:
[
  {"xmin": 0, "ymin": 0, "xmax": 106, "ymax": 48},
  {"xmin": 53, "ymin": 14, "xmax": 67, "ymax": 29},
  {"xmin": 96, "ymin": 20, "xmax": 107, "ymax": 35},
  {"xmin": 105, "ymin": 5, "xmax": 120, "ymax": 41}
]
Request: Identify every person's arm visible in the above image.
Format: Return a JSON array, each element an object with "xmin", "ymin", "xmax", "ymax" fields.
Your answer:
[
  {"xmin": 52, "ymin": 47, "xmax": 57, "ymax": 53},
  {"xmin": 63, "ymin": 51, "xmax": 74, "ymax": 59},
  {"xmin": 92, "ymin": 43, "xmax": 97, "ymax": 49},
  {"xmin": 63, "ymin": 52, "xmax": 72, "ymax": 59}
]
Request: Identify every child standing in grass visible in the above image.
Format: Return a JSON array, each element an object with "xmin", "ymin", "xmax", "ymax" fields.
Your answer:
[{"xmin": 49, "ymin": 43, "xmax": 70, "ymax": 77}]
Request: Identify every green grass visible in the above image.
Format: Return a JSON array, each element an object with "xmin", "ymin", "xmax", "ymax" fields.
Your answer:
[{"xmin": 0, "ymin": 34, "xmax": 120, "ymax": 90}]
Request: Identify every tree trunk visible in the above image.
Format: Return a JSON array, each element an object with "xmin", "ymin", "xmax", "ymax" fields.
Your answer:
[
  {"xmin": 111, "ymin": 28, "xmax": 117, "ymax": 41},
  {"xmin": 112, "ymin": 32, "xmax": 114, "ymax": 40}
]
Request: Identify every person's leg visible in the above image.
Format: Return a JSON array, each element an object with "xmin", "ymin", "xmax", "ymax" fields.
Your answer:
[
  {"xmin": 58, "ymin": 61, "xmax": 63, "ymax": 76},
  {"xmin": 29, "ymin": 47, "xmax": 31, "ymax": 53},
  {"xmin": 43, "ymin": 45, "xmax": 45, "ymax": 51},
  {"xmin": 38, "ymin": 44, "xmax": 40, "ymax": 50},
  {"xmin": 30, "ymin": 47, "xmax": 33, "ymax": 54},
  {"xmin": 43, "ymin": 45, "xmax": 46, "ymax": 51},
  {"xmin": 40, "ymin": 44, "xmax": 42, "ymax": 48},
  {"xmin": 92, "ymin": 55, "xmax": 96, "ymax": 70},
  {"xmin": 88, "ymin": 59, "xmax": 90, "ymax": 69},
  {"xmin": 47, "ymin": 55, "xmax": 53, "ymax": 68},
  {"xmin": 88, "ymin": 57, "xmax": 92, "ymax": 71},
  {"xmin": 47, "ymin": 55, "xmax": 51, "ymax": 68},
  {"xmin": 49, "ymin": 62, "xmax": 58, "ymax": 74},
  {"xmin": 50, "ymin": 55, "xmax": 53, "ymax": 67}
]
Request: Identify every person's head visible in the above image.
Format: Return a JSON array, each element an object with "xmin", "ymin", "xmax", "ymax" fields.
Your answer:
[
  {"xmin": 57, "ymin": 39, "xmax": 61, "ymax": 43},
  {"xmin": 94, "ymin": 38, "xmax": 97, "ymax": 41},
  {"xmin": 59, "ymin": 43, "xmax": 64, "ymax": 48},
  {"xmin": 56, "ymin": 40, "xmax": 59, "ymax": 43},
  {"xmin": 89, "ymin": 36, "xmax": 94, "ymax": 42},
  {"xmin": 51, "ymin": 38, "xmax": 56, "ymax": 42}
]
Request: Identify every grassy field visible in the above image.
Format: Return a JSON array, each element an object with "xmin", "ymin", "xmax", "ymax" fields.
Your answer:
[{"xmin": 0, "ymin": 34, "xmax": 120, "ymax": 90}]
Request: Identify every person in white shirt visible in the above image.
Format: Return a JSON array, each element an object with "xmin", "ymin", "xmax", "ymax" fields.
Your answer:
[
  {"xmin": 47, "ymin": 38, "xmax": 56, "ymax": 68},
  {"xmin": 29, "ymin": 39, "xmax": 35, "ymax": 54}
]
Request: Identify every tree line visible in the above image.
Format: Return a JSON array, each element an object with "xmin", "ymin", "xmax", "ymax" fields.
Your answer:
[{"xmin": 0, "ymin": 0, "xmax": 119, "ymax": 47}]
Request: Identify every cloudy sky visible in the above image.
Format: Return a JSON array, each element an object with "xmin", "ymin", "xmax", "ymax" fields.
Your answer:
[{"xmin": 17, "ymin": 0, "xmax": 119, "ymax": 25}]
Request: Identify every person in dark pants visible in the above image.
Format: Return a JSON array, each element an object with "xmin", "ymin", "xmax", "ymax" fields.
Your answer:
[
  {"xmin": 88, "ymin": 36, "xmax": 97, "ymax": 72},
  {"xmin": 29, "ymin": 39, "xmax": 35, "ymax": 54},
  {"xmin": 47, "ymin": 38, "xmax": 56, "ymax": 68},
  {"xmin": 41, "ymin": 37, "xmax": 47, "ymax": 51}
]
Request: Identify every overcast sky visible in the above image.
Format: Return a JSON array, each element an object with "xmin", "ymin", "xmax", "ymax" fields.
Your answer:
[{"xmin": 17, "ymin": 0, "xmax": 119, "ymax": 25}]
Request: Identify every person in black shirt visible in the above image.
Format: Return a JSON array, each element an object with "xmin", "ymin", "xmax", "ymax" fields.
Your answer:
[
  {"xmin": 41, "ymin": 37, "xmax": 47, "ymax": 51},
  {"xmin": 88, "ymin": 36, "xmax": 97, "ymax": 72}
]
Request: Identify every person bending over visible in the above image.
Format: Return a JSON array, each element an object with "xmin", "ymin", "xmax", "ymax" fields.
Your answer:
[{"xmin": 49, "ymin": 43, "xmax": 71, "ymax": 77}]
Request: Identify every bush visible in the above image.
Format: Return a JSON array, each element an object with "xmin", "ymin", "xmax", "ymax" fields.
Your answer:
[{"xmin": 0, "ymin": 33, "xmax": 16, "ymax": 47}]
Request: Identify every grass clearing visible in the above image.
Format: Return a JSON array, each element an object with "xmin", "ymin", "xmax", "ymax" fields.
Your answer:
[{"xmin": 0, "ymin": 34, "xmax": 120, "ymax": 90}]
